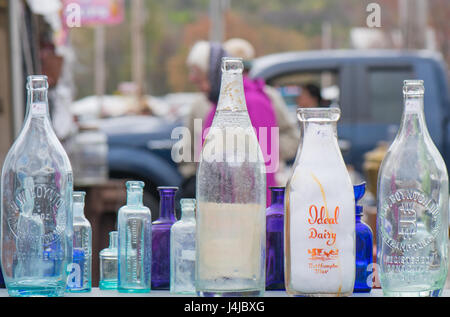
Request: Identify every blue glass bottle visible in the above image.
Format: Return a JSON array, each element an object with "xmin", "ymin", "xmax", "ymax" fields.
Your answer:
[
  {"xmin": 353, "ymin": 182, "xmax": 373, "ymax": 293},
  {"xmin": 266, "ymin": 187, "xmax": 285, "ymax": 290},
  {"xmin": 152, "ymin": 186, "xmax": 178, "ymax": 290},
  {"xmin": 67, "ymin": 191, "xmax": 92, "ymax": 292},
  {"xmin": 117, "ymin": 181, "xmax": 152, "ymax": 293}
]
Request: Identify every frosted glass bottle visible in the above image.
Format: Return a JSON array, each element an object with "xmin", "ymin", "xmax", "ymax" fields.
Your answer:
[
  {"xmin": 0, "ymin": 75, "xmax": 73, "ymax": 297},
  {"xmin": 99, "ymin": 231, "xmax": 118, "ymax": 290},
  {"xmin": 170, "ymin": 198, "xmax": 196, "ymax": 294},
  {"xmin": 285, "ymin": 107, "xmax": 355, "ymax": 297},
  {"xmin": 196, "ymin": 58, "xmax": 266, "ymax": 297},
  {"xmin": 117, "ymin": 181, "xmax": 152, "ymax": 293},
  {"xmin": 377, "ymin": 80, "xmax": 449, "ymax": 297},
  {"xmin": 67, "ymin": 191, "xmax": 92, "ymax": 292}
]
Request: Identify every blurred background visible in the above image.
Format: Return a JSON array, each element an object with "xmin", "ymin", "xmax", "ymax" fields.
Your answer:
[{"xmin": 0, "ymin": 0, "xmax": 449, "ymax": 287}]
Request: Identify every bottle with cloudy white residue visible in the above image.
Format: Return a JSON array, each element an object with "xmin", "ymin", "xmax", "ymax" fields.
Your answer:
[{"xmin": 285, "ymin": 107, "xmax": 355, "ymax": 296}]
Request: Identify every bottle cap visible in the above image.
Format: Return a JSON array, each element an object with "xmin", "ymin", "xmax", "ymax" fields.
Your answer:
[{"xmin": 353, "ymin": 182, "xmax": 366, "ymax": 215}]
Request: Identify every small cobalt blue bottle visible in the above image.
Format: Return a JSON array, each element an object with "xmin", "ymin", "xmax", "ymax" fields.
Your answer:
[{"xmin": 353, "ymin": 182, "xmax": 373, "ymax": 293}]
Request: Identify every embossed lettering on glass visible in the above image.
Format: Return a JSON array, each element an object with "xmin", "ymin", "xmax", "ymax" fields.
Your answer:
[
  {"xmin": 377, "ymin": 80, "xmax": 449, "ymax": 296},
  {"xmin": 0, "ymin": 75, "xmax": 73, "ymax": 297}
]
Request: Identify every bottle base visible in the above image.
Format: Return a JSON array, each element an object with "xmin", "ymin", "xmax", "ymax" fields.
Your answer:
[
  {"xmin": 118, "ymin": 287, "xmax": 150, "ymax": 293},
  {"xmin": 286, "ymin": 290, "xmax": 352, "ymax": 297},
  {"xmin": 197, "ymin": 289, "xmax": 264, "ymax": 297},
  {"xmin": 99, "ymin": 280, "xmax": 118, "ymax": 290},
  {"xmin": 382, "ymin": 289, "xmax": 442, "ymax": 297},
  {"xmin": 6, "ymin": 279, "xmax": 66, "ymax": 297}
]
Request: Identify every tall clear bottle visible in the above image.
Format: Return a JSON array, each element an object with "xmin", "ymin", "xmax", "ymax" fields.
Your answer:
[
  {"xmin": 196, "ymin": 57, "xmax": 266, "ymax": 297},
  {"xmin": 117, "ymin": 181, "xmax": 152, "ymax": 293},
  {"xmin": 67, "ymin": 191, "xmax": 91, "ymax": 292},
  {"xmin": 285, "ymin": 108, "xmax": 355, "ymax": 296},
  {"xmin": 99, "ymin": 231, "xmax": 118, "ymax": 290},
  {"xmin": 0, "ymin": 75, "xmax": 73, "ymax": 297},
  {"xmin": 377, "ymin": 80, "xmax": 449, "ymax": 296},
  {"xmin": 170, "ymin": 198, "xmax": 196, "ymax": 294}
]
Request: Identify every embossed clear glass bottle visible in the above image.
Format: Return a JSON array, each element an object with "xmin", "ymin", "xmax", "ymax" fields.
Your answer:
[
  {"xmin": 67, "ymin": 191, "xmax": 91, "ymax": 292},
  {"xmin": 117, "ymin": 181, "xmax": 152, "ymax": 293},
  {"xmin": 99, "ymin": 231, "xmax": 118, "ymax": 290},
  {"xmin": 196, "ymin": 58, "xmax": 266, "ymax": 297},
  {"xmin": 170, "ymin": 198, "xmax": 196, "ymax": 294},
  {"xmin": 285, "ymin": 108, "xmax": 355, "ymax": 297},
  {"xmin": 377, "ymin": 80, "xmax": 449, "ymax": 297},
  {"xmin": 0, "ymin": 75, "xmax": 73, "ymax": 297}
]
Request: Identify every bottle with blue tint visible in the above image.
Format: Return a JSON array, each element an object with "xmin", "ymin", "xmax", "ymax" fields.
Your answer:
[
  {"xmin": 170, "ymin": 198, "xmax": 196, "ymax": 294},
  {"xmin": 266, "ymin": 187, "xmax": 285, "ymax": 290},
  {"xmin": 118, "ymin": 181, "xmax": 152, "ymax": 293},
  {"xmin": 99, "ymin": 231, "xmax": 118, "ymax": 290},
  {"xmin": 353, "ymin": 183, "xmax": 373, "ymax": 293},
  {"xmin": 0, "ymin": 75, "xmax": 73, "ymax": 297},
  {"xmin": 67, "ymin": 191, "xmax": 92, "ymax": 292},
  {"xmin": 152, "ymin": 186, "xmax": 178, "ymax": 290}
]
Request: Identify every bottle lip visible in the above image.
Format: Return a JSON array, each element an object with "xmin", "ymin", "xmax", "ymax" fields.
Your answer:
[
  {"xmin": 403, "ymin": 79, "xmax": 424, "ymax": 95},
  {"xmin": 126, "ymin": 180, "xmax": 145, "ymax": 189},
  {"xmin": 26, "ymin": 75, "xmax": 49, "ymax": 90},
  {"xmin": 73, "ymin": 191, "xmax": 86, "ymax": 203},
  {"xmin": 157, "ymin": 186, "xmax": 179, "ymax": 193},
  {"xmin": 221, "ymin": 57, "xmax": 244, "ymax": 74},
  {"xmin": 297, "ymin": 107, "xmax": 341, "ymax": 122}
]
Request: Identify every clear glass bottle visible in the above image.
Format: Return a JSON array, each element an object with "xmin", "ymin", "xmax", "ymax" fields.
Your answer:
[
  {"xmin": 152, "ymin": 186, "xmax": 178, "ymax": 290},
  {"xmin": 285, "ymin": 107, "xmax": 355, "ymax": 297},
  {"xmin": 266, "ymin": 187, "xmax": 285, "ymax": 290},
  {"xmin": 170, "ymin": 198, "xmax": 196, "ymax": 294},
  {"xmin": 67, "ymin": 191, "xmax": 91, "ymax": 292},
  {"xmin": 377, "ymin": 80, "xmax": 449, "ymax": 297},
  {"xmin": 117, "ymin": 181, "xmax": 152, "ymax": 293},
  {"xmin": 353, "ymin": 183, "xmax": 373, "ymax": 293},
  {"xmin": 196, "ymin": 57, "xmax": 266, "ymax": 297},
  {"xmin": 99, "ymin": 231, "xmax": 118, "ymax": 290},
  {"xmin": 0, "ymin": 75, "xmax": 73, "ymax": 297}
]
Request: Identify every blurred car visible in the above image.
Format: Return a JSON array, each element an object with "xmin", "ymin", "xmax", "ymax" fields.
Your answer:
[{"xmin": 249, "ymin": 49, "xmax": 450, "ymax": 172}]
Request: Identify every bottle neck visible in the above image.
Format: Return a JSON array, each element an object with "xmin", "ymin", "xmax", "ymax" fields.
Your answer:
[
  {"xmin": 25, "ymin": 88, "xmax": 50, "ymax": 121},
  {"xmin": 109, "ymin": 232, "xmax": 118, "ymax": 249},
  {"xmin": 270, "ymin": 188, "xmax": 285, "ymax": 206},
  {"xmin": 127, "ymin": 189, "xmax": 143, "ymax": 206},
  {"xmin": 398, "ymin": 94, "xmax": 427, "ymax": 137},
  {"xmin": 181, "ymin": 208, "xmax": 195, "ymax": 221},
  {"xmin": 159, "ymin": 191, "xmax": 176, "ymax": 220},
  {"xmin": 216, "ymin": 69, "xmax": 247, "ymax": 112},
  {"xmin": 73, "ymin": 202, "xmax": 85, "ymax": 217}
]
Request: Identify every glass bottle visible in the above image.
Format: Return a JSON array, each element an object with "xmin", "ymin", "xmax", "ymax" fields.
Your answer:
[
  {"xmin": 285, "ymin": 107, "xmax": 355, "ymax": 297},
  {"xmin": 0, "ymin": 75, "xmax": 73, "ymax": 297},
  {"xmin": 353, "ymin": 183, "xmax": 373, "ymax": 293},
  {"xmin": 196, "ymin": 57, "xmax": 266, "ymax": 297},
  {"xmin": 67, "ymin": 191, "xmax": 91, "ymax": 292},
  {"xmin": 170, "ymin": 198, "xmax": 196, "ymax": 294},
  {"xmin": 152, "ymin": 186, "xmax": 178, "ymax": 290},
  {"xmin": 266, "ymin": 187, "xmax": 285, "ymax": 290},
  {"xmin": 377, "ymin": 80, "xmax": 449, "ymax": 297},
  {"xmin": 99, "ymin": 231, "xmax": 118, "ymax": 290},
  {"xmin": 117, "ymin": 181, "xmax": 152, "ymax": 293}
]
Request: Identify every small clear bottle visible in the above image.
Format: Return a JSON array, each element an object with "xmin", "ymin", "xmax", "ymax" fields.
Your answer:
[
  {"xmin": 117, "ymin": 181, "xmax": 152, "ymax": 293},
  {"xmin": 353, "ymin": 183, "xmax": 373, "ymax": 293},
  {"xmin": 266, "ymin": 187, "xmax": 285, "ymax": 290},
  {"xmin": 170, "ymin": 198, "xmax": 196, "ymax": 294},
  {"xmin": 99, "ymin": 231, "xmax": 118, "ymax": 290},
  {"xmin": 67, "ymin": 191, "xmax": 92, "ymax": 292},
  {"xmin": 152, "ymin": 186, "xmax": 178, "ymax": 290},
  {"xmin": 377, "ymin": 80, "xmax": 449, "ymax": 296}
]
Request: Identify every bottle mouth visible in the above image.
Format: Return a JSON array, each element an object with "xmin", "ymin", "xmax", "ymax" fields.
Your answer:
[
  {"xmin": 126, "ymin": 180, "xmax": 145, "ymax": 190},
  {"xmin": 180, "ymin": 198, "xmax": 196, "ymax": 209},
  {"xmin": 26, "ymin": 75, "xmax": 49, "ymax": 90},
  {"xmin": 297, "ymin": 107, "xmax": 341, "ymax": 123},
  {"xmin": 73, "ymin": 191, "xmax": 86, "ymax": 203},
  {"xmin": 221, "ymin": 57, "xmax": 244, "ymax": 74},
  {"xmin": 403, "ymin": 79, "xmax": 424, "ymax": 96}
]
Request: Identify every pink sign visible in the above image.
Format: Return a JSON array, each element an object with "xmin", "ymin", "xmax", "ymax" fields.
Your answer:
[{"xmin": 62, "ymin": 0, "xmax": 124, "ymax": 27}]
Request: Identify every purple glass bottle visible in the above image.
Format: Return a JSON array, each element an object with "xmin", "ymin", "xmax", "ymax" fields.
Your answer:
[
  {"xmin": 152, "ymin": 186, "xmax": 178, "ymax": 290},
  {"xmin": 266, "ymin": 187, "xmax": 285, "ymax": 290}
]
